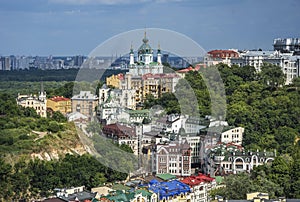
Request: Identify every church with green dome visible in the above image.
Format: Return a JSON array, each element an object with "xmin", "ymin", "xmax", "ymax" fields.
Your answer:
[{"xmin": 129, "ymin": 32, "xmax": 163, "ymax": 76}]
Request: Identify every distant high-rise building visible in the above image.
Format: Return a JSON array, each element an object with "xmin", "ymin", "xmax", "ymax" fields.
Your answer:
[
  {"xmin": 74, "ymin": 55, "xmax": 85, "ymax": 66},
  {"xmin": 9, "ymin": 55, "xmax": 17, "ymax": 70},
  {"xmin": 17, "ymin": 56, "xmax": 30, "ymax": 70},
  {"xmin": 0, "ymin": 57, "xmax": 11, "ymax": 71},
  {"xmin": 273, "ymin": 38, "xmax": 300, "ymax": 52},
  {"xmin": 162, "ymin": 53, "xmax": 169, "ymax": 64}
]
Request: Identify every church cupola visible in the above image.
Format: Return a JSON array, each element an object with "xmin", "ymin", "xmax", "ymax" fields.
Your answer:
[{"xmin": 138, "ymin": 31, "xmax": 153, "ymax": 65}]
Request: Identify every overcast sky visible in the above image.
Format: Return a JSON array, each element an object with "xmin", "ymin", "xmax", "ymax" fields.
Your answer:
[{"xmin": 0, "ymin": 0, "xmax": 299, "ymax": 56}]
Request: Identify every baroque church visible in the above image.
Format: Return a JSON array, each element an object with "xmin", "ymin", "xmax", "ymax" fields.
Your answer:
[{"xmin": 128, "ymin": 32, "xmax": 164, "ymax": 76}]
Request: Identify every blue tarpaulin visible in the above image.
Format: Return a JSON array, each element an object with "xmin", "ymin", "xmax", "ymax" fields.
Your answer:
[{"xmin": 148, "ymin": 180, "xmax": 191, "ymax": 200}]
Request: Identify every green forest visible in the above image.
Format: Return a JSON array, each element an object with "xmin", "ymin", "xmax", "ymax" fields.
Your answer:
[
  {"xmin": 0, "ymin": 68, "xmax": 127, "ymax": 82},
  {"xmin": 0, "ymin": 82, "xmax": 130, "ymax": 201}
]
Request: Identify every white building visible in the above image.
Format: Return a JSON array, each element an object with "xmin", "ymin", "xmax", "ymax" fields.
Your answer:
[
  {"xmin": 221, "ymin": 126, "xmax": 244, "ymax": 146},
  {"xmin": 273, "ymin": 38, "xmax": 300, "ymax": 52},
  {"xmin": 184, "ymin": 116, "xmax": 207, "ymax": 134},
  {"xmin": 99, "ymin": 84, "xmax": 136, "ymax": 110},
  {"xmin": 154, "ymin": 114, "xmax": 188, "ymax": 134},
  {"xmin": 16, "ymin": 88, "xmax": 47, "ymax": 118},
  {"xmin": 208, "ymin": 143, "xmax": 276, "ymax": 175},
  {"xmin": 230, "ymin": 50, "xmax": 300, "ymax": 85}
]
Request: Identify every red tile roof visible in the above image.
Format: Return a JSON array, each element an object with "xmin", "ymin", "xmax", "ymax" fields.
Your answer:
[
  {"xmin": 176, "ymin": 64, "xmax": 205, "ymax": 73},
  {"xmin": 181, "ymin": 176, "xmax": 204, "ymax": 186},
  {"xmin": 117, "ymin": 73, "xmax": 124, "ymax": 80},
  {"xmin": 102, "ymin": 123, "xmax": 136, "ymax": 138},
  {"xmin": 177, "ymin": 66, "xmax": 194, "ymax": 73},
  {"xmin": 142, "ymin": 73, "xmax": 180, "ymax": 80},
  {"xmin": 181, "ymin": 173, "xmax": 214, "ymax": 186},
  {"xmin": 207, "ymin": 50, "xmax": 239, "ymax": 59}
]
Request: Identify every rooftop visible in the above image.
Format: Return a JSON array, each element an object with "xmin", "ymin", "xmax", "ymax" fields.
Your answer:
[
  {"xmin": 49, "ymin": 96, "xmax": 70, "ymax": 102},
  {"xmin": 71, "ymin": 91, "xmax": 98, "ymax": 100},
  {"xmin": 148, "ymin": 179, "xmax": 191, "ymax": 200},
  {"xmin": 156, "ymin": 173, "xmax": 177, "ymax": 181}
]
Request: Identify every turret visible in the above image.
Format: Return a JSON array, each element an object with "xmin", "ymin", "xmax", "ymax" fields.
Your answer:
[
  {"xmin": 39, "ymin": 81, "xmax": 46, "ymax": 101},
  {"xmin": 157, "ymin": 43, "xmax": 162, "ymax": 64},
  {"xmin": 130, "ymin": 43, "xmax": 134, "ymax": 65}
]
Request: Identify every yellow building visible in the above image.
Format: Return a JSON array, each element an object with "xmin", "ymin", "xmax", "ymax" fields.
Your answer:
[
  {"xmin": 247, "ymin": 192, "xmax": 269, "ymax": 201},
  {"xmin": 121, "ymin": 73, "xmax": 180, "ymax": 103},
  {"xmin": 47, "ymin": 96, "xmax": 71, "ymax": 115},
  {"xmin": 106, "ymin": 73, "xmax": 124, "ymax": 89}
]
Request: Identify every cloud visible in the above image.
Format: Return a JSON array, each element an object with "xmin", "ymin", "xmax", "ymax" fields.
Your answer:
[
  {"xmin": 49, "ymin": 0, "xmax": 183, "ymax": 5},
  {"xmin": 49, "ymin": 0, "xmax": 145, "ymax": 5}
]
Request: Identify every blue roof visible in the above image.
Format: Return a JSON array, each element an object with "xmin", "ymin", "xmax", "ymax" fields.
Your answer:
[{"xmin": 147, "ymin": 180, "xmax": 190, "ymax": 200}]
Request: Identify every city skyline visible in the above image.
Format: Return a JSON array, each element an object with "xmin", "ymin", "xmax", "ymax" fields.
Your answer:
[{"xmin": 0, "ymin": 0, "xmax": 299, "ymax": 56}]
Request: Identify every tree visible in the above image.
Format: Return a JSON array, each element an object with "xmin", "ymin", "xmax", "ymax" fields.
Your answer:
[
  {"xmin": 51, "ymin": 111, "xmax": 67, "ymax": 123},
  {"xmin": 48, "ymin": 121, "xmax": 60, "ymax": 133},
  {"xmin": 86, "ymin": 121, "xmax": 102, "ymax": 135},
  {"xmin": 142, "ymin": 117, "xmax": 151, "ymax": 124},
  {"xmin": 0, "ymin": 158, "xmax": 13, "ymax": 201},
  {"xmin": 259, "ymin": 64, "xmax": 285, "ymax": 90}
]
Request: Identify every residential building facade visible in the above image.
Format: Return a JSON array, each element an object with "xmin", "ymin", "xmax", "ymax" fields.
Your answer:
[
  {"xmin": 273, "ymin": 38, "xmax": 300, "ymax": 52},
  {"xmin": 207, "ymin": 143, "xmax": 276, "ymax": 175},
  {"xmin": 47, "ymin": 96, "xmax": 71, "ymax": 115},
  {"xmin": 230, "ymin": 50, "xmax": 300, "ymax": 84},
  {"xmin": 102, "ymin": 123, "xmax": 143, "ymax": 155},
  {"xmin": 16, "ymin": 90, "xmax": 47, "ymax": 118},
  {"xmin": 155, "ymin": 141, "xmax": 191, "ymax": 176},
  {"xmin": 71, "ymin": 91, "xmax": 98, "ymax": 120},
  {"xmin": 220, "ymin": 126, "xmax": 244, "ymax": 146}
]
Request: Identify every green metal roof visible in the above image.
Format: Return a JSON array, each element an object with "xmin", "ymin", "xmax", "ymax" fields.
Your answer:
[
  {"xmin": 112, "ymin": 183, "xmax": 131, "ymax": 191},
  {"xmin": 135, "ymin": 189, "xmax": 153, "ymax": 198},
  {"xmin": 156, "ymin": 173, "xmax": 177, "ymax": 181}
]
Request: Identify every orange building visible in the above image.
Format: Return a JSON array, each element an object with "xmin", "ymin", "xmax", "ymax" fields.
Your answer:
[
  {"xmin": 47, "ymin": 96, "xmax": 71, "ymax": 115},
  {"xmin": 106, "ymin": 73, "xmax": 124, "ymax": 88}
]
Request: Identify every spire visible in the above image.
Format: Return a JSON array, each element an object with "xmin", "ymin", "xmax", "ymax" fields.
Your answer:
[
  {"xmin": 39, "ymin": 80, "xmax": 46, "ymax": 101},
  {"xmin": 40, "ymin": 81, "xmax": 44, "ymax": 93},
  {"xmin": 130, "ymin": 41, "xmax": 134, "ymax": 54},
  {"xmin": 129, "ymin": 41, "xmax": 134, "ymax": 65},
  {"xmin": 142, "ymin": 30, "xmax": 149, "ymax": 44},
  {"xmin": 157, "ymin": 42, "xmax": 161, "ymax": 54}
]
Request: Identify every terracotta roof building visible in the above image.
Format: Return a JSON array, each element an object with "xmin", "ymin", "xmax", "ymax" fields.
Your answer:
[{"xmin": 47, "ymin": 96, "xmax": 71, "ymax": 115}]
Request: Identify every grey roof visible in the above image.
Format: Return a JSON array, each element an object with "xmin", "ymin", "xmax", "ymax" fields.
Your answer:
[
  {"xmin": 58, "ymin": 191, "xmax": 96, "ymax": 201},
  {"xmin": 244, "ymin": 51, "xmax": 276, "ymax": 57},
  {"xmin": 71, "ymin": 91, "xmax": 98, "ymax": 100},
  {"xmin": 101, "ymin": 84, "xmax": 109, "ymax": 89}
]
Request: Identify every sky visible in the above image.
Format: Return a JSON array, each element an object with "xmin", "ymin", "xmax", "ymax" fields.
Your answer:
[{"xmin": 0, "ymin": 0, "xmax": 299, "ymax": 56}]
